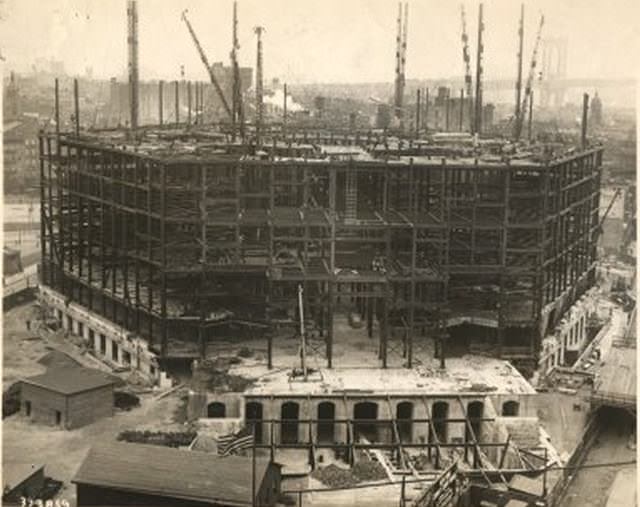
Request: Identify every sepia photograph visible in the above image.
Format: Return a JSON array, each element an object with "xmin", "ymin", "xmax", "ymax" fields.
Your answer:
[{"xmin": 0, "ymin": 0, "xmax": 637, "ymax": 506}]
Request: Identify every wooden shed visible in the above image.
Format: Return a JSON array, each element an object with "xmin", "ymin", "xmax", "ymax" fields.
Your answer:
[{"xmin": 73, "ymin": 442, "xmax": 282, "ymax": 507}]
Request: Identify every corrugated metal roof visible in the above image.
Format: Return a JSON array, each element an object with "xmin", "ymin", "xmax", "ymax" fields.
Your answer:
[
  {"xmin": 72, "ymin": 442, "xmax": 276, "ymax": 506},
  {"xmin": 21, "ymin": 365, "xmax": 118, "ymax": 395}
]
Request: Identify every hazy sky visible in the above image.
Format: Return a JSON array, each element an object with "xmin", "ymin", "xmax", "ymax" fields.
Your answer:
[{"xmin": 1, "ymin": 0, "xmax": 639, "ymax": 84}]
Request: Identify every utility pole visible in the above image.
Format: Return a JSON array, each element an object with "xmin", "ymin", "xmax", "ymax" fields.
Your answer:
[
  {"xmin": 127, "ymin": 0, "xmax": 139, "ymax": 132},
  {"xmin": 254, "ymin": 26, "xmax": 265, "ymax": 145},
  {"xmin": 514, "ymin": 4, "xmax": 525, "ymax": 135},
  {"xmin": 474, "ymin": 3, "xmax": 484, "ymax": 135}
]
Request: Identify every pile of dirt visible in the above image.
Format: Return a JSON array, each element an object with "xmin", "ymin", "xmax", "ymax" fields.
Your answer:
[
  {"xmin": 117, "ymin": 430, "xmax": 197, "ymax": 448},
  {"xmin": 351, "ymin": 460, "xmax": 388, "ymax": 482},
  {"xmin": 312, "ymin": 464, "xmax": 359, "ymax": 488},
  {"xmin": 311, "ymin": 461, "xmax": 387, "ymax": 488},
  {"xmin": 191, "ymin": 357, "xmax": 255, "ymax": 392}
]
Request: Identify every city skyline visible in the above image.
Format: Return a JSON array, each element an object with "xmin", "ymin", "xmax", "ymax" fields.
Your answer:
[{"xmin": 1, "ymin": 0, "xmax": 639, "ymax": 85}]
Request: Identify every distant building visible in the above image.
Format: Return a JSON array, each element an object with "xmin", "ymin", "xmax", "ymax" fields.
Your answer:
[
  {"xmin": 73, "ymin": 442, "xmax": 282, "ymax": 507},
  {"xmin": 591, "ymin": 91, "xmax": 603, "ymax": 126},
  {"xmin": 3, "ymin": 72, "xmax": 20, "ymax": 120},
  {"xmin": 20, "ymin": 366, "xmax": 117, "ymax": 429},
  {"xmin": 3, "ymin": 116, "xmax": 41, "ymax": 192}
]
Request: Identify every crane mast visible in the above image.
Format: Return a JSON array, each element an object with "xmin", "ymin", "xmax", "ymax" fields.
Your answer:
[
  {"xmin": 513, "ymin": 4, "xmax": 525, "ymax": 137},
  {"xmin": 181, "ymin": 10, "xmax": 232, "ymax": 118},
  {"xmin": 514, "ymin": 13, "xmax": 544, "ymax": 141},
  {"xmin": 231, "ymin": 1, "xmax": 245, "ymax": 138},
  {"xmin": 460, "ymin": 4, "xmax": 473, "ymax": 132},
  {"xmin": 254, "ymin": 26, "xmax": 265, "ymax": 144}
]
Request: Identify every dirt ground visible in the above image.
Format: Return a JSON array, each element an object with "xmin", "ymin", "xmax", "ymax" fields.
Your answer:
[
  {"xmin": 2, "ymin": 302, "xmax": 48, "ymax": 386},
  {"xmin": 562, "ymin": 408, "xmax": 636, "ymax": 507},
  {"xmin": 2, "ymin": 302, "xmax": 186, "ymax": 507}
]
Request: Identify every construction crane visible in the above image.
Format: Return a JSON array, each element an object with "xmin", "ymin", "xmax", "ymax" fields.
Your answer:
[
  {"xmin": 460, "ymin": 4, "xmax": 473, "ymax": 130},
  {"xmin": 181, "ymin": 10, "xmax": 232, "ymax": 119},
  {"xmin": 230, "ymin": 1, "xmax": 244, "ymax": 138},
  {"xmin": 514, "ymin": 13, "xmax": 544, "ymax": 141},
  {"xmin": 514, "ymin": 4, "xmax": 525, "ymax": 135},
  {"xmin": 393, "ymin": 2, "xmax": 408, "ymax": 121},
  {"xmin": 597, "ymin": 188, "xmax": 622, "ymax": 234},
  {"xmin": 254, "ymin": 26, "xmax": 265, "ymax": 144}
]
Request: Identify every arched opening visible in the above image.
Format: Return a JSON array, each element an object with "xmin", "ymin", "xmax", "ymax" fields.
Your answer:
[
  {"xmin": 431, "ymin": 402, "xmax": 449, "ymax": 443},
  {"xmin": 502, "ymin": 400, "xmax": 520, "ymax": 417},
  {"xmin": 317, "ymin": 402, "xmax": 336, "ymax": 443},
  {"xmin": 466, "ymin": 401, "xmax": 484, "ymax": 442},
  {"xmin": 281, "ymin": 402, "xmax": 300, "ymax": 444},
  {"xmin": 207, "ymin": 401, "xmax": 226, "ymax": 418},
  {"xmin": 245, "ymin": 402, "xmax": 263, "ymax": 444},
  {"xmin": 353, "ymin": 402, "xmax": 378, "ymax": 442},
  {"xmin": 396, "ymin": 402, "xmax": 413, "ymax": 442}
]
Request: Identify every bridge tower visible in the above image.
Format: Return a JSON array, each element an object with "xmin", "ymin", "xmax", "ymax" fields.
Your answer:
[{"xmin": 540, "ymin": 37, "xmax": 568, "ymax": 108}]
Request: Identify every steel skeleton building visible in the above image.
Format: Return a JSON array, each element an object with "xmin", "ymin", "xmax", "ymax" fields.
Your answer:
[{"xmin": 38, "ymin": 126, "xmax": 603, "ymax": 374}]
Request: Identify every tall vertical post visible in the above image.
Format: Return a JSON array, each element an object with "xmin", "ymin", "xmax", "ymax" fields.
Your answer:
[
  {"xmin": 459, "ymin": 88, "xmax": 464, "ymax": 131},
  {"xmin": 254, "ymin": 26, "xmax": 265, "ymax": 145},
  {"xmin": 54, "ymin": 78, "xmax": 60, "ymax": 137},
  {"xmin": 73, "ymin": 78, "xmax": 80, "ymax": 137},
  {"xmin": 514, "ymin": 4, "xmax": 525, "ymax": 131},
  {"xmin": 174, "ymin": 80, "xmax": 179, "ymax": 124},
  {"xmin": 231, "ymin": 1, "xmax": 244, "ymax": 139},
  {"xmin": 424, "ymin": 88, "xmax": 429, "ymax": 131},
  {"xmin": 187, "ymin": 81, "xmax": 192, "ymax": 125},
  {"xmin": 445, "ymin": 89, "xmax": 451, "ymax": 131},
  {"xmin": 415, "ymin": 88, "xmax": 421, "ymax": 137},
  {"xmin": 474, "ymin": 3, "xmax": 484, "ymax": 135},
  {"xmin": 581, "ymin": 92, "xmax": 589, "ymax": 149},
  {"xmin": 158, "ymin": 80, "xmax": 164, "ymax": 125},
  {"xmin": 283, "ymin": 83, "xmax": 288, "ymax": 132},
  {"xmin": 127, "ymin": 0, "xmax": 139, "ymax": 132},
  {"xmin": 527, "ymin": 89, "xmax": 534, "ymax": 141}
]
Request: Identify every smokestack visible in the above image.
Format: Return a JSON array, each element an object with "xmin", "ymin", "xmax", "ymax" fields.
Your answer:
[
  {"xmin": 127, "ymin": 0, "xmax": 139, "ymax": 132},
  {"xmin": 581, "ymin": 92, "xmax": 589, "ymax": 148}
]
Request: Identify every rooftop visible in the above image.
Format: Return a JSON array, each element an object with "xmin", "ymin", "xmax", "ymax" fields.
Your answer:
[
  {"xmin": 3, "ymin": 463, "xmax": 44, "ymax": 492},
  {"xmin": 241, "ymin": 356, "xmax": 536, "ymax": 398},
  {"xmin": 72, "ymin": 442, "xmax": 275, "ymax": 507},
  {"xmin": 21, "ymin": 365, "xmax": 118, "ymax": 395}
]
